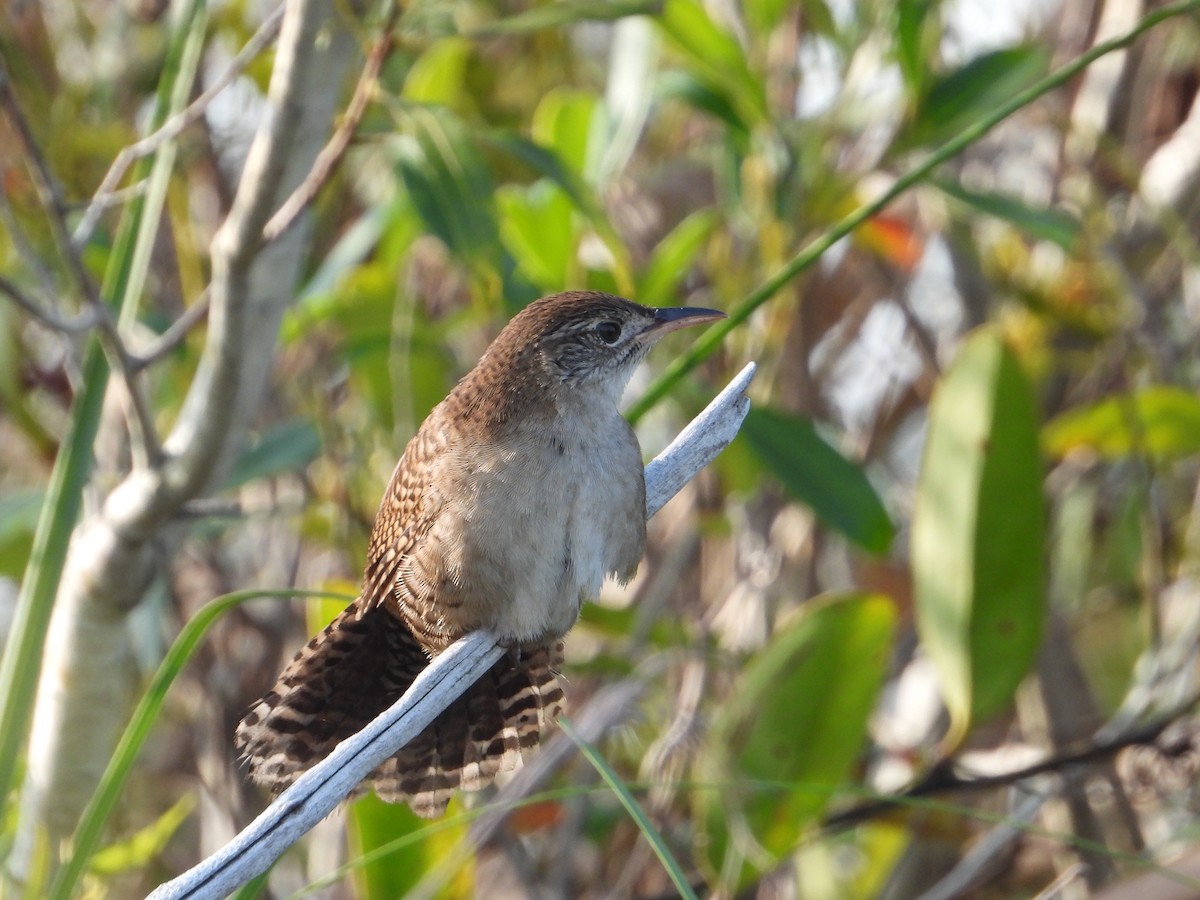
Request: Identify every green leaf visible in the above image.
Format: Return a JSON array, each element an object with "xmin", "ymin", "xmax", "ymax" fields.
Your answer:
[
  {"xmin": 403, "ymin": 37, "xmax": 473, "ymax": 108},
  {"xmin": 563, "ymin": 718, "xmax": 699, "ymax": 900},
  {"xmin": 637, "ymin": 208, "xmax": 717, "ymax": 309},
  {"xmin": 741, "ymin": 408, "xmax": 895, "ymax": 554},
  {"xmin": 657, "ymin": 0, "xmax": 767, "ymax": 130},
  {"xmin": 0, "ymin": 489, "xmax": 43, "ymax": 578},
  {"xmin": 392, "ymin": 106, "xmax": 501, "ymax": 273},
  {"xmin": 935, "ymin": 178, "xmax": 1080, "ymax": 249},
  {"xmin": 223, "ymin": 420, "xmax": 321, "ymax": 490},
  {"xmin": 895, "ymin": 0, "xmax": 940, "ymax": 95},
  {"xmin": 894, "ymin": 45, "xmax": 1048, "ymax": 152},
  {"xmin": 497, "ymin": 181, "xmax": 576, "ymax": 291},
  {"xmin": 1043, "ymin": 386, "xmax": 1200, "ymax": 461},
  {"xmin": 463, "ymin": 0, "xmax": 660, "ymax": 37},
  {"xmin": 531, "ymin": 89, "xmax": 600, "ymax": 180},
  {"xmin": 89, "ymin": 795, "xmax": 195, "ymax": 875},
  {"xmin": 696, "ymin": 593, "xmax": 896, "ymax": 892},
  {"xmin": 655, "ymin": 71, "xmax": 748, "ymax": 138},
  {"xmin": 912, "ymin": 328, "xmax": 1045, "ymax": 744}
]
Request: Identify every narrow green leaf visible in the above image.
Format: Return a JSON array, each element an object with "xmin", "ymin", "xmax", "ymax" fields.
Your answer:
[
  {"xmin": 562, "ymin": 717, "xmax": 699, "ymax": 900},
  {"xmin": 223, "ymin": 420, "xmax": 322, "ymax": 490},
  {"xmin": 531, "ymin": 89, "xmax": 600, "ymax": 181},
  {"xmin": 657, "ymin": 0, "xmax": 767, "ymax": 129},
  {"xmin": 912, "ymin": 328, "xmax": 1045, "ymax": 744},
  {"xmin": 403, "ymin": 37, "xmax": 472, "ymax": 108},
  {"xmin": 463, "ymin": 0, "xmax": 660, "ymax": 37},
  {"xmin": 48, "ymin": 589, "xmax": 354, "ymax": 900},
  {"xmin": 637, "ymin": 209, "xmax": 717, "ymax": 309},
  {"xmin": 741, "ymin": 408, "xmax": 894, "ymax": 554},
  {"xmin": 935, "ymin": 178, "xmax": 1080, "ymax": 249},
  {"xmin": 89, "ymin": 795, "xmax": 195, "ymax": 875},
  {"xmin": 893, "ymin": 45, "xmax": 1048, "ymax": 153},
  {"xmin": 895, "ymin": 0, "xmax": 939, "ymax": 94},
  {"xmin": 696, "ymin": 593, "xmax": 896, "ymax": 892},
  {"xmin": 1043, "ymin": 386, "xmax": 1200, "ymax": 461}
]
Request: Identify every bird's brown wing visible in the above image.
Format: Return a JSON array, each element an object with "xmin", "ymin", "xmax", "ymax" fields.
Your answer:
[{"xmin": 236, "ymin": 415, "xmax": 566, "ymax": 817}]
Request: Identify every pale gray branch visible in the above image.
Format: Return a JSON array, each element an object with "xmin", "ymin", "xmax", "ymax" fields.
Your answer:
[
  {"xmin": 148, "ymin": 362, "xmax": 756, "ymax": 900},
  {"xmin": 9, "ymin": 0, "xmax": 363, "ymax": 880},
  {"xmin": 71, "ymin": 4, "xmax": 286, "ymax": 248}
]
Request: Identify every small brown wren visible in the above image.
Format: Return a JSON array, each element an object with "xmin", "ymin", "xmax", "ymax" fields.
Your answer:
[{"xmin": 236, "ymin": 291, "xmax": 724, "ymax": 817}]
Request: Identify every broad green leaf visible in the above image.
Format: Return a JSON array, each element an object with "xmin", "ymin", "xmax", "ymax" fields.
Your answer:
[
  {"xmin": 224, "ymin": 420, "xmax": 321, "ymax": 490},
  {"xmin": 696, "ymin": 593, "xmax": 896, "ymax": 892},
  {"xmin": 1043, "ymin": 386, "xmax": 1200, "ymax": 461},
  {"xmin": 912, "ymin": 328, "xmax": 1045, "ymax": 744},
  {"xmin": 935, "ymin": 178, "xmax": 1080, "ymax": 250},
  {"xmin": 497, "ymin": 181, "xmax": 576, "ymax": 291},
  {"xmin": 657, "ymin": 0, "xmax": 767, "ymax": 130},
  {"xmin": 893, "ymin": 45, "xmax": 1048, "ymax": 152},
  {"xmin": 637, "ymin": 208, "xmax": 718, "ymax": 309},
  {"xmin": 403, "ymin": 37, "xmax": 473, "ymax": 109},
  {"xmin": 741, "ymin": 408, "xmax": 895, "ymax": 554},
  {"xmin": 531, "ymin": 89, "xmax": 600, "ymax": 180}
]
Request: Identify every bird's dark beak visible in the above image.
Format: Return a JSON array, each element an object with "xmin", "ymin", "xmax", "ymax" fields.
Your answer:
[{"xmin": 643, "ymin": 306, "xmax": 726, "ymax": 339}]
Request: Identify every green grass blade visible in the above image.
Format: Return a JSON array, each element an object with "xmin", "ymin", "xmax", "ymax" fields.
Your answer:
[
  {"xmin": 625, "ymin": 0, "xmax": 1200, "ymax": 424},
  {"xmin": 560, "ymin": 717, "xmax": 698, "ymax": 900},
  {"xmin": 48, "ymin": 589, "xmax": 353, "ymax": 900}
]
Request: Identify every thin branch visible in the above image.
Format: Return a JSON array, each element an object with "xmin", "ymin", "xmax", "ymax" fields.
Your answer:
[
  {"xmin": 821, "ymin": 705, "xmax": 1195, "ymax": 834},
  {"xmin": 129, "ymin": 289, "xmax": 211, "ymax": 371},
  {"xmin": 0, "ymin": 275, "xmax": 98, "ymax": 333},
  {"xmin": 147, "ymin": 362, "xmax": 757, "ymax": 900},
  {"xmin": 260, "ymin": 1, "xmax": 399, "ymax": 243},
  {"xmin": 71, "ymin": 4, "xmax": 286, "ymax": 248},
  {"xmin": 0, "ymin": 58, "xmax": 163, "ymax": 465}
]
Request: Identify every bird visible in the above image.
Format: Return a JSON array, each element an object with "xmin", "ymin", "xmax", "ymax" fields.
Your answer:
[{"xmin": 235, "ymin": 290, "xmax": 724, "ymax": 817}]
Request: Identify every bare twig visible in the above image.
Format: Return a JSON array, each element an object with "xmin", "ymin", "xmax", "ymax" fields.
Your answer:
[
  {"xmin": 71, "ymin": 4, "xmax": 286, "ymax": 248},
  {"xmin": 0, "ymin": 58, "xmax": 163, "ymax": 465},
  {"xmin": 147, "ymin": 362, "xmax": 756, "ymax": 900},
  {"xmin": 260, "ymin": 1, "xmax": 399, "ymax": 243},
  {"xmin": 822, "ymin": 703, "xmax": 1197, "ymax": 834},
  {"xmin": 129, "ymin": 289, "xmax": 211, "ymax": 370},
  {"xmin": 0, "ymin": 275, "xmax": 98, "ymax": 333}
]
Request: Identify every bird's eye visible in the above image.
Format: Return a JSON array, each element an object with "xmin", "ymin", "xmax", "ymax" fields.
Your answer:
[{"xmin": 595, "ymin": 321, "xmax": 622, "ymax": 344}]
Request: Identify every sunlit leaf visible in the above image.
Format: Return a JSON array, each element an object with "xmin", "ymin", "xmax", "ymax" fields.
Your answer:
[
  {"xmin": 657, "ymin": 0, "xmax": 767, "ymax": 129},
  {"xmin": 403, "ymin": 37, "xmax": 472, "ymax": 109},
  {"xmin": 696, "ymin": 593, "xmax": 896, "ymax": 892},
  {"xmin": 89, "ymin": 795, "xmax": 195, "ymax": 875},
  {"xmin": 912, "ymin": 328, "xmax": 1045, "ymax": 744},
  {"xmin": 742, "ymin": 408, "xmax": 895, "ymax": 554},
  {"xmin": 531, "ymin": 89, "xmax": 600, "ymax": 180},
  {"xmin": 637, "ymin": 208, "xmax": 718, "ymax": 308},
  {"xmin": 895, "ymin": 0, "xmax": 940, "ymax": 95},
  {"xmin": 497, "ymin": 181, "xmax": 576, "ymax": 291},
  {"xmin": 1043, "ymin": 386, "xmax": 1200, "ymax": 461}
]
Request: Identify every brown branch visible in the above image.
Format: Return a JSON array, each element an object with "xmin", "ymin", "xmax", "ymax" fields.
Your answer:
[
  {"xmin": 821, "ymin": 711, "xmax": 1189, "ymax": 833},
  {"xmin": 71, "ymin": 4, "xmax": 286, "ymax": 247},
  {"xmin": 260, "ymin": 1, "xmax": 400, "ymax": 243}
]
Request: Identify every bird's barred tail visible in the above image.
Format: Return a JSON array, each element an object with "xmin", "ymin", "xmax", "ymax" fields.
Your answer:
[{"xmin": 235, "ymin": 602, "xmax": 565, "ymax": 818}]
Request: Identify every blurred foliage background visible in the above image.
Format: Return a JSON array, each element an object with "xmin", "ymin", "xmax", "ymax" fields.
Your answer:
[{"xmin": 4, "ymin": 0, "xmax": 1200, "ymax": 896}]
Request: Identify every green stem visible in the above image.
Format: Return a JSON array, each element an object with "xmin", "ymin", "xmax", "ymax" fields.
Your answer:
[{"xmin": 627, "ymin": 0, "xmax": 1200, "ymax": 422}]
